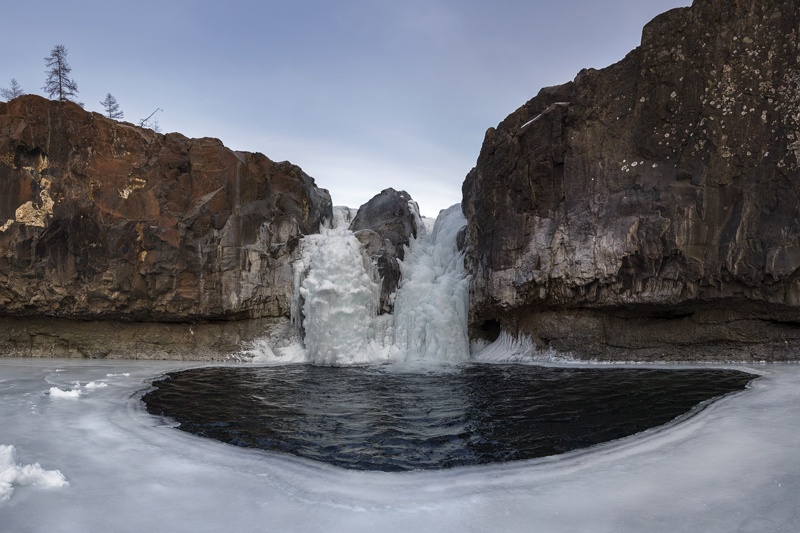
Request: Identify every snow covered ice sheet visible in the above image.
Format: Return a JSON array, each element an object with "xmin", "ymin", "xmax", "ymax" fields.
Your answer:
[{"xmin": 1, "ymin": 358, "xmax": 799, "ymax": 532}]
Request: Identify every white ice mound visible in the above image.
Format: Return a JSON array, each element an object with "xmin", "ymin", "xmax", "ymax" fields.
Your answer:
[
  {"xmin": 48, "ymin": 386, "xmax": 82, "ymax": 399},
  {"xmin": 0, "ymin": 445, "xmax": 69, "ymax": 503}
]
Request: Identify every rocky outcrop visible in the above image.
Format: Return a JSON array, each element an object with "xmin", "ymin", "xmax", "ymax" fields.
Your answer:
[
  {"xmin": 463, "ymin": 0, "xmax": 800, "ymax": 360},
  {"xmin": 350, "ymin": 188, "xmax": 420, "ymax": 313},
  {"xmin": 0, "ymin": 95, "xmax": 332, "ymax": 324}
]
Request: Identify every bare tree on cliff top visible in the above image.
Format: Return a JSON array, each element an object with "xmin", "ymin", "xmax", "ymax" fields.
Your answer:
[
  {"xmin": 101, "ymin": 93, "xmax": 124, "ymax": 120},
  {"xmin": 0, "ymin": 78, "xmax": 24, "ymax": 100},
  {"xmin": 138, "ymin": 107, "xmax": 163, "ymax": 133},
  {"xmin": 43, "ymin": 45, "xmax": 79, "ymax": 102}
]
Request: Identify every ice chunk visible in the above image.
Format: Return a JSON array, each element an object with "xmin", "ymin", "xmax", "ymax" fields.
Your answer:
[
  {"xmin": 0, "ymin": 444, "xmax": 68, "ymax": 502},
  {"xmin": 48, "ymin": 386, "xmax": 82, "ymax": 399}
]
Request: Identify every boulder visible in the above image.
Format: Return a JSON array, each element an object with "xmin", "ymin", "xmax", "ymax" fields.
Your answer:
[
  {"xmin": 462, "ymin": 0, "xmax": 800, "ymax": 360},
  {"xmin": 349, "ymin": 188, "xmax": 420, "ymax": 313}
]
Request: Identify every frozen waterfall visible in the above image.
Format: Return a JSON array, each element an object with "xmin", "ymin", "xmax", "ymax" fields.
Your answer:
[
  {"xmin": 288, "ymin": 204, "xmax": 470, "ymax": 365},
  {"xmin": 295, "ymin": 231, "xmax": 380, "ymax": 365},
  {"xmin": 390, "ymin": 204, "xmax": 470, "ymax": 362}
]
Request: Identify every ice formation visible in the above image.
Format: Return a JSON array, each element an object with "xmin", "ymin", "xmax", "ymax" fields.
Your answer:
[
  {"xmin": 390, "ymin": 204, "xmax": 470, "ymax": 362},
  {"xmin": 287, "ymin": 203, "xmax": 470, "ymax": 365},
  {"xmin": 296, "ymin": 230, "xmax": 380, "ymax": 365},
  {"xmin": 48, "ymin": 386, "xmax": 82, "ymax": 399},
  {"xmin": 2, "ymin": 358, "xmax": 799, "ymax": 532},
  {"xmin": 472, "ymin": 332, "xmax": 578, "ymax": 364},
  {"xmin": 291, "ymin": 207, "xmax": 382, "ymax": 365},
  {"xmin": 0, "ymin": 444, "xmax": 68, "ymax": 503}
]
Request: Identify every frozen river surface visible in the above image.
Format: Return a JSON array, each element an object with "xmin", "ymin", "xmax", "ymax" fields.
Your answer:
[{"xmin": 2, "ymin": 358, "xmax": 800, "ymax": 532}]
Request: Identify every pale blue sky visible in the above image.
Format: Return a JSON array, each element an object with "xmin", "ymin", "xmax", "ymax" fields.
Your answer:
[{"xmin": 1, "ymin": 0, "xmax": 690, "ymax": 216}]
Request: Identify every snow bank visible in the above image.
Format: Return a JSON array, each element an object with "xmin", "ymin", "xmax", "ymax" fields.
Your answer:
[{"xmin": 1, "ymin": 359, "xmax": 799, "ymax": 532}]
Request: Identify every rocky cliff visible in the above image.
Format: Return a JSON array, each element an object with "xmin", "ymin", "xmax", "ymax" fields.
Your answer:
[
  {"xmin": 463, "ymin": 0, "xmax": 800, "ymax": 360},
  {"xmin": 0, "ymin": 95, "xmax": 331, "ymax": 357}
]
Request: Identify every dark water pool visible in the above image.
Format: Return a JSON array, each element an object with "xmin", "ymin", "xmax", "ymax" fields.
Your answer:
[{"xmin": 142, "ymin": 365, "xmax": 754, "ymax": 471}]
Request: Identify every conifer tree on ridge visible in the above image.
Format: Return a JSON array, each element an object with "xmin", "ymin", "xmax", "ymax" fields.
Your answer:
[
  {"xmin": 101, "ymin": 93, "xmax": 124, "ymax": 120},
  {"xmin": 0, "ymin": 79, "xmax": 24, "ymax": 100},
  {"xmin": 43, "ymin": 44, "xmax": 79, "ymax": 103}
]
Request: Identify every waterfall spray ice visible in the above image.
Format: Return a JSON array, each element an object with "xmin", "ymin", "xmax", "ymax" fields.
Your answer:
[
  {"xmin": 291, "ymin": 208, "xmax": 381, "ymax": 365},
  {"xmin": 389, "ymin": 204, "xmax": 470, "ymax": 362},
  {"xmin": 289, "ymin": 203, "xmax": 469, "ymax": 365}
]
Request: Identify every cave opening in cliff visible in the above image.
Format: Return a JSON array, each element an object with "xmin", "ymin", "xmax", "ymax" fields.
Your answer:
[{"xmin": 479, "ymin": 319, "xmax": 502, "ymax": 342}]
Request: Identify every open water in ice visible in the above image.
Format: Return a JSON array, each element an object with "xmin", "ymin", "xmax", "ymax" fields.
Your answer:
[{"xmin": 143, "ymin": 365, "xmax": 753, "ymax": 471}]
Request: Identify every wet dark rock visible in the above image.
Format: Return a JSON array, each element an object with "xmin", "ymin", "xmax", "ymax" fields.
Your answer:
[
  {"xmin": 462, "ymin": 0, "xmax": 800, "ymax": 360},
  {"xmin": 350, "ymin": 188, "xmax": 420, "ymax": 313}
]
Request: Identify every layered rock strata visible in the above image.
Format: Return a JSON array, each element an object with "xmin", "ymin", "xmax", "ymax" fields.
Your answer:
[
  {"xmin": 0, "ymin": 95, "xmax": 331, "ymax": 357},
  {"xmin": 462, "ymin": 0, "xmax": 800, "ymax": 360}
]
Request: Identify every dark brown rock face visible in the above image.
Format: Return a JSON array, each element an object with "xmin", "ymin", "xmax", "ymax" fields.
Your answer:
[
  {"xmin": 0, "ymin": 95, "xmax": 331, "ymax": 322},
  {"xmin": 462, "ymin": 0, "xmax": 800, "ymax": 360},
  {"xmin": 350, "ymin": 188, "xmax": 420, "ymax": 313}
]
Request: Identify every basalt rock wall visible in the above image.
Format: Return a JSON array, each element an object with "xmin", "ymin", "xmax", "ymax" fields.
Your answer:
[
  {"xmin": 462, "ymin": 0, "xmax": 800, "ymax": 360},
  {"xmin": 0, "ymin": 95, "xmax": 332, "ymax": 325}
]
